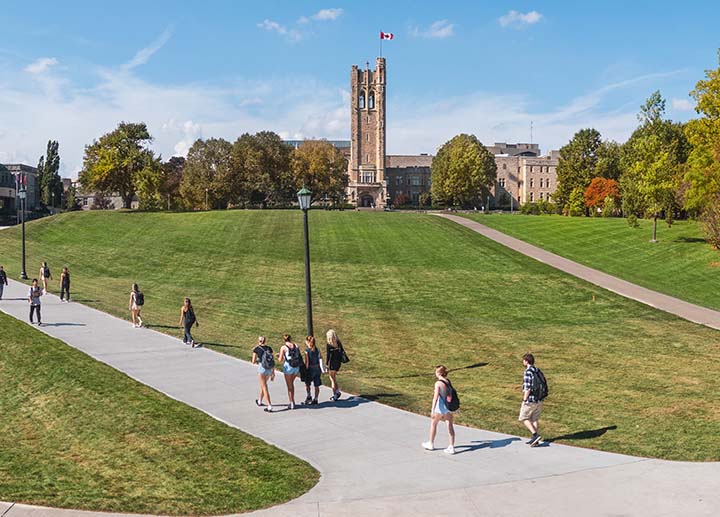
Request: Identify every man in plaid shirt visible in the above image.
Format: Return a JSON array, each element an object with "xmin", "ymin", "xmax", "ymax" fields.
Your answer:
[{"xmin": 519, "ymin": 353, "xmax": 543, "ymax": 446}]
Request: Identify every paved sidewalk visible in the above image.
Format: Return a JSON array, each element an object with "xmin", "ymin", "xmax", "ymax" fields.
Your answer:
[
  {"xmin": 0, "ymin": 279, "xmax": 716, "ymax": 517},
  {"xmin": 438, "ymin": 214, "xmax": 720, "ymax": 331}
]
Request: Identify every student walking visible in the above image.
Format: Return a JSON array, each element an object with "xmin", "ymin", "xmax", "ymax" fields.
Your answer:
[
  {"xmin": 421, "ymin": 365, "xmax": 456, "ymax": 454},
  {"xmin": 519, "ymin": 353, "xmax": 548, "ymax": 447},
  {"xmin": 39, "ymin": 262, "xmax": 52, "ymax": 294},
  {"xmin": 0, "ymin": 265, "xmax": 8, "ymax": 300},
  {"xmin": 28, "ymin": 278, "xmax": 43, "ymax": 325},
  {"xmin": 129, "ymin": 283, "xmax": 144, "ymax": 328},
  {"xmin": 59, "ymin": 267, "xmax": 71, "ymax": 302},
  {"xmin": 278, "ymin": 334, "xmax": 301, "ymax": 409},
  {"xmin": 252, "ymin": 336, "xmax": 275, "ymax": 412},
  {"xmin": 178, "ymin": 297, "xmax": 199, "ymax": 347},
  {"xmin": 303, "ymin": 336, "xmax": 323, "ymax": 405},
  {"xmin": 326, "ymin": 329, "xmax": 346, "ymax": 401}
]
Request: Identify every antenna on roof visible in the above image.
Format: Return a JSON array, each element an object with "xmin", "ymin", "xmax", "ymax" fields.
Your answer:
[{"xmin": 530, "ymin": 121, "xmax": 534, "ymax": 145}]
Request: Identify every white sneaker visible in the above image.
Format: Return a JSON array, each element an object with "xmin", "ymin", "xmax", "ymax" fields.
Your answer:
[
  {"xmin": 289, "ymin": 402, "xmax": 295, "ymax": 410},
  {"xmin": 443, "ymin": 445, "xmax": 455, "ymax": 455},
  {"xmin": 421, "ymin": 441, "xmax": 434, "ymax": 451},
  {"xmin": 137, "ymin": 318, "xmax": 143, "ymax": 326}
]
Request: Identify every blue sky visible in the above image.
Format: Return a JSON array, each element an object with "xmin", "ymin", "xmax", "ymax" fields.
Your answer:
[{"xmin": 0, "ymin": 0, "xmax": 717, "ymax": 176}]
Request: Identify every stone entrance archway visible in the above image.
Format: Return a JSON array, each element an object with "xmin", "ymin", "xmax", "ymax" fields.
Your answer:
[{"xmin": 360, "ymin": 195, "xmax": 374, "ymax": 207}]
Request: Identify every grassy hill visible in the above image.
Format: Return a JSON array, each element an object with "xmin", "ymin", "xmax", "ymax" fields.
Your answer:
[
  {"xmin": 0, "ymin": 311, "xmax": 317, "ymax": 515},
  {"xmin": 1, "ymin": 210, "xmax": 719, "ymax": 461},
  {"xmin": 461, "ymin": 214, "xmax": 720, "ymax": 311}
]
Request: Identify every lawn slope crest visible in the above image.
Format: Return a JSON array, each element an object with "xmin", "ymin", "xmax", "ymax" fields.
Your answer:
[{"xmin": 1, "ymin": 210, "xmax": 719, "ymax": 461}]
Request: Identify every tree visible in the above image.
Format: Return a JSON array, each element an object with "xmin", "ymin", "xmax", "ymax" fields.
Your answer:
[
  {"xmin": 79, "ymin": 122, "xmax": 162, "ymax": 209},
  {"xmin": 37, "ymin": 140, "xmax": 63, "ymax": 208},
  {"xmin": 64, "ymin": 185, "xmax": 80, "ymax": 211},
  {"xmin": 290, "ymin": 140, "xmax": 348, "ymax": 205},
  {"xmin": 584, "ymin": 178, "xmax": 620, "ymax": 214},
  {"xmin": 430, "ymin": 134, "xmax": 497, "ymax": 208},
  {"xmin": 233, "ymin": 132, "xmax": 294, "ymax": 207},
  {"xmin": 160, "ymin": 156, "xmax": 185, "ymax": 210},
  {"xmin": 555, "ymin": 128, "xmax": 603, "ymax": 212},
  {"xmin": 179, "ymin": 138, "xmax": 235, "ymax": 209},
  {"xmin": 683, "ymin": 51, "xmax": 720, "ymax": 233}
]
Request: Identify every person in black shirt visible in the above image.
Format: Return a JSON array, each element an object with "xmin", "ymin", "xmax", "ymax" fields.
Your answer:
[
  {"xmin": 252, "ymin": 336, "xmax": 275, "ymax": 412},
  {"xmin": 178, "ymin": 297, "xmax": 199, "ymax": 347},
  {"xmin": 60, "ymin": 267, "xmax": 71, "ymax": 302},
  {"xmin": 0, "ymin": 265, "xmax": 8, "ymax": 300}
]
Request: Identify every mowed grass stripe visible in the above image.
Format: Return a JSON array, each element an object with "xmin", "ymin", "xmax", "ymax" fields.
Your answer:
[
  {"xmin": 0, "ymin": 210, "xmax": 718, "ymax": 460},
  {"xmin": 461, "ymin": 214, "xmax": 720, "ymax": 311},
  {"xmin": 0, "ymin": 311, "xmax": 318, "ymax": 515}
]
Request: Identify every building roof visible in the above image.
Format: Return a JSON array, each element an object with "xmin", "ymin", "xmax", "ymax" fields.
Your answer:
[{"xmin": 386, "ymin": 154, "xmax": 433, "ymax": 168}]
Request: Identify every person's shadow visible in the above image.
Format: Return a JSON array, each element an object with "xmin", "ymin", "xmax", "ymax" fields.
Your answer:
[
  {"xmin": 545, "ymin": 425, "xmax": 617, "ymax": 443},
  {"xmin": 453, "ymin": 437, "xmax": 520, "ymax": 454}
]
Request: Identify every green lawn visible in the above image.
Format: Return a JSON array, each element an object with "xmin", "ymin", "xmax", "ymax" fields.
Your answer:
[
  {"xmin": 461, "ymin": 213, "xmax": 720, "ymax": 311},
  {"xmin": 1, "ymin": 210, "xmax": 719, "ymax": 461},
  {"xmin": 0, "ymin": 311, "xmax": 318, "ymax": 515}
]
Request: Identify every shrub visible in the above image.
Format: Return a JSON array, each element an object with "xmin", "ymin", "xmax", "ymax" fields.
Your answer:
[{"xmin": 627, "ymin": 214, "xmax": 640, "ymax": 228}]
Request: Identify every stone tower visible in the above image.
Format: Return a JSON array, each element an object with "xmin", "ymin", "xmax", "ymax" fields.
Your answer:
[{"xmin": 347, "ymin": 57, "xmax": 387, "ymax": 208}]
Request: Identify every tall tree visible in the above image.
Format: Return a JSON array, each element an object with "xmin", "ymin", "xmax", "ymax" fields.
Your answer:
[
  {"xmin": 37, "ymin": 140, "xmax": 63, "ymax": 207},
  {"xmin": 160, "ymin": 156, "xmax": 185, "ymax": 210},
  {"xmin": 430, "ymin": 134, "xmax": 497, "ymax": 208},
  {"xmin": 179, "ymin": 138, "xmax": 235, "ymax": 209},
  {"xmin": 290, "ymin": 140, "xmax": 348, "ymax": 205},
  {"xmin": 555, "ymin": 128, "xmax": 603, "ymax": 213},
  {"xmin": 584, "ymin": 178, "xmax": 620, "ymax": 214},
  {"xmin": 232, "ymin": 132, "xmax": 294, "ymax": 207},
  {"xmin": 79, "ymin": 122, "xmax": 161, "ymax": 209}
]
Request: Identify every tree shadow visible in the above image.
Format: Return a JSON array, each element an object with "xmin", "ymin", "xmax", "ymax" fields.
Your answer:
[
  {"xmin": 146, "ymin": 324, "xmax": 179, "ymax": 330},
  {"xmin": 448, "ymin": 362, "xmax": 488, "ymax": 373},
  {"xmin": 358, "ymin": 393, "xmax": 402, "ymax": 401},
  {"xmin": 70, "ymin": 299, "xmax": 99, "ymax": 303},
  {"xmin": 546, "ymin": 425, "xmax": 617, "ymax": 443},
  {"xmin": 367, "ymin": 362, "xmax": 488, "ymax": 380},
  {"xmin": 202, "ymin": 342, "xmax": 244, "ymax": 349},
  {"xmin": 674, "ymin": 237, "xmax": 706, "ymax": 244},
  {"xmin": 454, "ymin": 437, "xmax": 521, "ymax": 454},
  {"xmin": 41, "ymin": 322, "xmax": 87, "ymax": 327}
]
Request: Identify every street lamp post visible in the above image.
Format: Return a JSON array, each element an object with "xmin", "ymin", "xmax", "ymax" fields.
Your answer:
[
  {"xmin": 205, "ymin": 188, "xmax": 209, "ymax": 211},
  {"xmin": 297, "ymin": 186, "xmax": 314, "ymax": 337},
  {"xmin": 19, "ymin": 186, "xmax": 28, "ymax": 279}
]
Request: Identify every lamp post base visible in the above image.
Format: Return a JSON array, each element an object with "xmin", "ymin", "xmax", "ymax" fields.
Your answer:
[{"xmin": 20, "ymin": 272, "xmax": 28, "ymax": 280}]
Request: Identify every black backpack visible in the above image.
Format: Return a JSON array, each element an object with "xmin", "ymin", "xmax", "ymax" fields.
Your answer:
[
  {"xmin": 43, "ymin": 266, "xmax": 51, "ymax": 278},
  {"xmin": 286, "ymin": 345, "xmax": 301, "ymax": 368},
  {"xmin": 135, "ymin": 292, "xmax": 145, "ymax": 306},
  {"xmin": 531, "ymin": 367, "xmax": 549, "ymax": 401},
  {"xmin": 441, "ymin": 379, "xmax": 460, "ymax": 411},
  {"xmin": 260, "ymin": 347, "xmax": 275, "ymax": 370}
]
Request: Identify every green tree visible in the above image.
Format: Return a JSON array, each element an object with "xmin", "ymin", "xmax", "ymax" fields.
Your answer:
[
  {"xmin": 64, "ymin": 184, "xmax": 80, "ymax": 211},
  {"xmin": 430, "ymin": 134, "xmax": 497, "ymax": 208},
  {"xmin": 179, "ymin": 138, "xmax": 235, "ymax": 209},
  {"xmin": 555, "ymin": 128, "xmax": 603, "ymax": 212},
  {"xmin": 79, "ymin": 122, "xmax": 161, "ymax": 209},
  {"xmin": 160, "ymin": 156, "xmax": 185, "ymax": 210},
  {"xmin": 290, "ymin": 140, "xmax": 348, "ymax": 205},
  {"xmin": 232, "ymin": 132, "xmax": 293, "ymax": 207},
  {"xmin": 37, "ymin": 140, "xmax": 63, "ymax": 208}
]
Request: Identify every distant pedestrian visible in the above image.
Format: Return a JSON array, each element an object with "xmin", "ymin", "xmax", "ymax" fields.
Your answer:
[
  {"xmin": 178, "ymin": 297, "xmax": 199, "ymax": 347},
  {"xmin": 59, "ymin": 267, "xmax": 71, "ymax": 302},
  {"xmin": 278, "ymin": 334, "xmax": 301, "ymax": 409},
  {"xmin": 519, "ymin": 353, "xmax": 548, "ymax": 447},
  {"xmin": 421, "ymin": 365, "xmax": 456, "ymax": 454},
  {"xmin": 39, "ymin": 262, "xmax": 52, "ymax": 294},
  {"xmin": 129, "ymin": 283, "xmax": 144, "ymax": 328},
  {"xmin": 326, "ymin": 329, "xmax": 346, "ymax": 401},
  {"xmin": 28, "ymin": 278, "xmax": 43, "ymax": 325},
  {"xmin": 303, "ymin": 335, "xmax": 323, "ymax": 405},
  {"xmin": 252, "ymin": 336, "xmax": 275, "ymax": 412},
  {"xmin": 0, "ymin": 265, "xmax": 8, "ymax": 300}
]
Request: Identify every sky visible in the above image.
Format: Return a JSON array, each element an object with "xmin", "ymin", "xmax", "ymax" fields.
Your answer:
[{"xmin": 0, "ymin": 0, "xmax": 718, "ymax": 177}]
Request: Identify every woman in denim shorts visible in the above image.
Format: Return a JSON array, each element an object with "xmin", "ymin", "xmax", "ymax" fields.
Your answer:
[
  {"xmin": 252, "ymin": 336, "xmax": 275, "ymax": 412},
  {"xmin": 278, "ymin": 334, "xmax": 301, "ymax": 409}
]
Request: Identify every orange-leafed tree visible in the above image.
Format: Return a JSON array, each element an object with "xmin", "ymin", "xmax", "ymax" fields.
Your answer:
[{"xmin": 584, "ymin": 177, "xmax": 620, "ymax": 212}]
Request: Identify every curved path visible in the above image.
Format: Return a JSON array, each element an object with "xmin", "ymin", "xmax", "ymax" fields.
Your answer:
[
  {"xmin": 0, "ymin": 279, "xmax": 716, "ymax": 517},
  {"xmin": 437, "ymin": 214, "xmax": 720, "ymax": 331}
]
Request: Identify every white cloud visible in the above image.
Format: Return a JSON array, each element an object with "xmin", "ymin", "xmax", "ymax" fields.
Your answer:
[
  {"xmin": 257, "ymin": 19, "xmax": 302, "ymax": 41},
  {"xmin": 410, "ymin": 20, "xmax": 455, "ymax": 39},
  {"xmin": 499, "ymin": 10, "xmax": 543, "ymax": 28},
  {"xmin": 312, "ymin": 8, "xmax": 343, "ymax": 21},
  {"xmin": 24, "ymin": 57, "xmax": 59, "ymax": 74},
  {"xmin": 122, "ymin": 27, "xmax": 173, "ymax": 70},
  {"xmin": 671, "ymin": 98, "xmax": 694, "ymax": 111}
]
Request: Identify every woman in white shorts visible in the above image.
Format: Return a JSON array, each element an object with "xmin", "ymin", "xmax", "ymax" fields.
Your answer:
[{"xmin": 422, "ymin": 365, "xmax": 456, "ymax": 454}]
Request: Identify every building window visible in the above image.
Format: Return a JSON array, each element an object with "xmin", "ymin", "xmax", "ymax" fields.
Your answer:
[
  {"xmin": 366, "ymin": 133, "xmax": 370, "ymax": 142},
  {"xmin": 502, "ymin": 163, "xmax": 507, "ymax": 170},
  {"xmin": 411, "ymin": 175, "xmax": 420, "ymax": 186},
  {"xmin": 396, "ymin": 176, "xmax": 402, "ymax": 186},
  {"xmin": 530, "ymin": 192, "xmax": 534, "ymax": 202},
  {"xmin": 358, "ymin": 92, "xmax": 366, "ymax": 109},
  {"xmin": 499, "ymin": 178, "xmax": 506, "ymax": 188},
  {"xmin": 368, "ymin": 91, "xmax": 375, "ymax": 109},
  {"xmin": 530, "ymin": 178, "xmax": 534, "ymax": 188},
  {"xmin": 539, "ymin": 192, "xmax": 544, "ymax": 200},
  {"xmin": 366, "ymin": 154, "xmax": 370, "ymax": 163}
]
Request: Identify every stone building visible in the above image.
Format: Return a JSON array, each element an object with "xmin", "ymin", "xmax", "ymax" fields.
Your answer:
[
  {"xmin": 385, "ymin": 155, "xmax": 432, "ymax": 205},
  {"xmin": 347, "ymin": 57, "xmax": 388, "ymax": 208},
  {"xmin": 492, "ymin": 145, "xmax": 559, "ymax": 207},
  {"xmin": 0, "ymin": 163, "xmax": 40, "ymax": 215}
]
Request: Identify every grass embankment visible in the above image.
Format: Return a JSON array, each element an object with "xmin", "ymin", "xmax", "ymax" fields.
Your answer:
[
  {"xmin": 0, "ymin": 210, "xmax": 719, "ymax": 461},
  {"xmin": 462, "ymin": 214, "xmax": 720, "ymax": 311},
  {"xmin": 0, "ymin": 311, "xmax": 317, "ymax": 515}
]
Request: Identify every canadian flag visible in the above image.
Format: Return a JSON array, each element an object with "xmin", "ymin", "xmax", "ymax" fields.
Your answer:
[{"xmin": 380, "ymin": 32, "xmax": 394, "ymax": 40}]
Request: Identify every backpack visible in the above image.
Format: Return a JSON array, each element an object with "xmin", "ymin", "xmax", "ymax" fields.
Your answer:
[
  {"xmin": 185, "ymin": 307, "xmax": 196, "ymax": 325},
  {"xmin": 43, "ymin": 266, "xmax": 51, "ymax": 278},
  {"xmin": 530, "ymin": 367, "xmax": 549, "ymax": 401},
  {"xmin": 260, "ymin": 346, "xmax": 275, "ymax": 370},
  {"xmin": 134, "ymin": 292, "xmax": 145, "ymax": 306},
  {"xmin": 286, "ymin": 345, "xmax": 301, "ymax": 368},
  {"xmin": 441, "ymin": 379, "xmax": 460, "ymax": 411}
]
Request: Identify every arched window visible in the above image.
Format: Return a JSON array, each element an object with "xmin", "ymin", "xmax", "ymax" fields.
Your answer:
[
  {"xmin": 368, "ymin": 91, "xmax": 375, "ymax": 109},
  {"xmin": 358, "ymin": 91, "xmax": 366, "ymax": 109}
]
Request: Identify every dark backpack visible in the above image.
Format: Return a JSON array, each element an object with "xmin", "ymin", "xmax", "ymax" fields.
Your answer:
[
  {"xmin": 531, "ymin": 367, "xmax": 549, "ymax": 401},
  {"xmin": 134, "ymin": 292, "xmax": 145, "ymax": 306},
  {"xmin": 260, "ymin": 347, "xmax": 275, "ymax": 370},
  {"xmin": 441, "ymin": 379, "xmax": 460, "ymax": 411},
  {"xmin": 43, "ymin": 266, "xmax": 51, "ymax": 278},
  {"xmin": 286, "ymin": 345, "xmax": 301, "ymax": 368},
  {"xmin": 185, "ymin": 307, "xmax": 196, "ymax": 325}
]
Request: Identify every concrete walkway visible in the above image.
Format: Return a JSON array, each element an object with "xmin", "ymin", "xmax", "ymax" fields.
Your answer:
[
  {"xmin": 0, "ymin": 279, "xmax": 716, "ymax": 517},
  {"xmin": 438, "ymin": 214, "xmax": 720, "ymax": 331}
]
